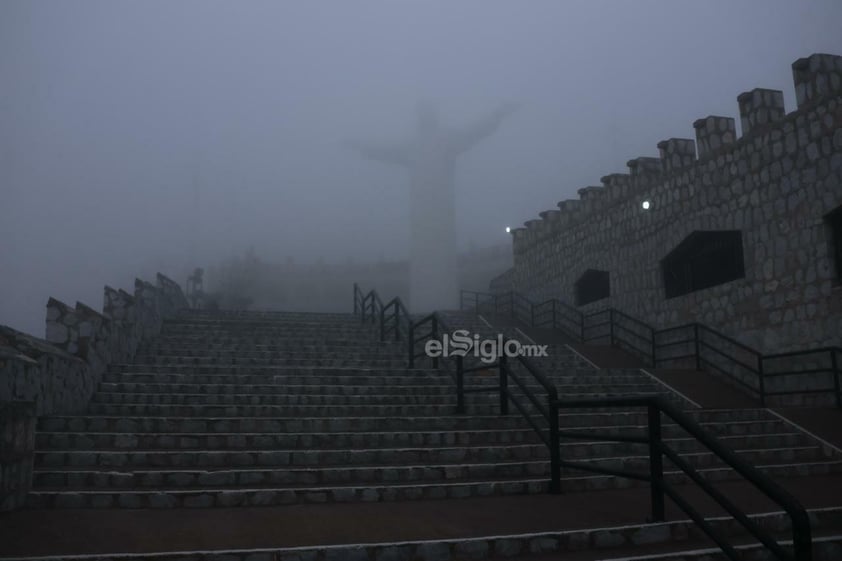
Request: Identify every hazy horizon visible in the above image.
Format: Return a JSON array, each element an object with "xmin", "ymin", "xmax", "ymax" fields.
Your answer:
[{"xmin": 3, "ymin": 0, "xmax": 842, "ymax": 335}]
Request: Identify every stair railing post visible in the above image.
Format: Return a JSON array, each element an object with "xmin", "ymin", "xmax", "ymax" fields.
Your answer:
[
  {"xmin": 693, "ymin": 323, "xmax": 701, "ymax": 370},
  {"xmin": 551, "ymin": 299, "xmax": 557, "ymax": 330},
  {"xmin": 548, "ymin": 391, "xmax": 561, "ymax": 494},
  {"xmin": 408, "ymin": 322, "xmax": 415, "ymax": 368},
  {"xmin": 394, "ymin": 305, "xmax": 400, "ymax": 342},
  {"xmin": 353, "ymin": 283, "xmax": 359, "ymax": 315},
  {"xmin": 370, "ymin": 296, "xmax": 377, "ymax": 325},
  {"xmin": 650, "ymin": 327, "xmax": 657, "ymax": 368},
  {"xmin": 456, "ymin": 355, "xmax": 465, "ymax": 414},
  {"xmin": 510, "ymin": 291, "xmax": 515, "ymax": 320},
  {"xmin": 379, "ymin": 304, "xmax": 386, "ymax": 342},
  {"xmin": 431, "ymin": 316, "xmax": 439, "ymax": 370},
  {"xmin": 498, "ymin": 354, "xmax": 509, "ymax": 415},
  {"xmin": 758, "ymin": 353, "xmax": 766, "ymax": 407},
  {"xmin": 832, "ymin": 349, "xmax": 841, "ymax": 408},
  {"xmin": 647, "ymin": 402, "xmax": 665, "ymax": 522},
  {"xmin": 579, "ymin": 311, "xmax": 585, "ymax": 342}
]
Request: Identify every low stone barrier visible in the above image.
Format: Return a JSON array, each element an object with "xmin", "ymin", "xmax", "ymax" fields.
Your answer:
[{"xmin": 0, "ymin": 272, "xmax": 188, "ymax": 510}]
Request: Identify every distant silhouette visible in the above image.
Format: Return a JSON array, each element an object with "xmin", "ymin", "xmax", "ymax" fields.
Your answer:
[{"xmin": 348, "ymin": 101, "xmax": 518, "ymax": 311}]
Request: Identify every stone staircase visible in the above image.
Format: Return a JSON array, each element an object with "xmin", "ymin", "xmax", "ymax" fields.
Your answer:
[
  {"xmin": 27, "ymin": 310, "xmax": 842, "ymax": 513},
  {"xmin": 8, "ymin": 308, "xmax": 840, "ymax": 561}
]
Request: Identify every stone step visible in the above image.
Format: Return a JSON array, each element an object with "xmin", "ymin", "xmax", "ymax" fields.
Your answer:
[
  {"xmin": 100, "ymin": 373, "xmax": 457, "ymax": 386},
  {"xmin": 34, "ymin": 441, "xmax": 827, "ymax": 472},
  {"xmin": 158, "ymin": 328, "xmax": 383, "ymax": 337},
  {"xmin": 34, "ymin": 450, "xmax": 838, "ymax": 495},
  {"xmin": 35, "ymin": 429, "xmax": 810, "ymax": 454},
  {"xmin": 25, "ymin": 460, "xmax": 842, "ymax": 509},
  {"xmin": 88, "ymin": 390, "xmax": 669, "ymax": 407},
  {"xmin": 38, "ymin": 412, "xmax": 787, "ymax": 434},
  {"xmin": 97, "ymin": 370, "xmax": 667, "ymax": 386},
  {"xmin": 96, "ymin": 381, "xmax": 662, "ymax": 396},
  {"xmin": 134, "ymin": 347, "xmax": 406, "ymax": 357},
  {"xmin": 129, "ymin": 355, "xmax": 411, "ymax": 366},
  {"xmin": 110, "ymin": 360, "xmax": 422, "ymax": 371},
  {"xmin": 165, "ymin": 318, "xmax": 362, "ymax": 327},
  {"xmin": 34, "ymin": 443, "xmax": 553, "ymax": 469},
  {"xmin": 26, "ymin": 477, "xmax": 551, "ymax": 508},
  {"xmin": 142, "ymin": 340, "xmax": 404, "ymax": 351},
  {"xmin": 97, "ymin": 373, "xmax": 606, "ymax": 387},
  {"xmin": 33, "ymin": 460, "xmax": 552, "ymax": 489},
  {"xmin": 80, "ymin": 400, "xmax": 755, "ymax": 418}
]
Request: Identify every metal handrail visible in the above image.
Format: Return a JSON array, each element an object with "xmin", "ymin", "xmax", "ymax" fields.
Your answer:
[
  {"xmin": 357, "ymin": 284, "xmax": 813, "ymax": 559},
  {"xmin": 459, "ymin": 288, "xmax": 842, "ymax": 407},
  {"xmin": 554, "ymin": 394, "xmax": 812, "ymax": 561}
]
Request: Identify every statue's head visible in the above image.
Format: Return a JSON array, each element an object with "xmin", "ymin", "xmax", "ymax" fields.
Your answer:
[{"xmin": 416, "ymin": 100, "xmax": 439, "ymax": 133}]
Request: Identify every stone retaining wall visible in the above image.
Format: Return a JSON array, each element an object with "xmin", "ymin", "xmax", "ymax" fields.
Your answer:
[{"xmin": 0, "ymin": 273, "xmax": 188, "ymax": 510}]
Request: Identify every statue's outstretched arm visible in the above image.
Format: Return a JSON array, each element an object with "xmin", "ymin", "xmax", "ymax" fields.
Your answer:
[
  {"xmin": 344, "ymin": 139, "xmax": 410, "ymax": 167},
  {"xmin": 449, "ymin": 102, "xmax": 519, "ymax": 155}
]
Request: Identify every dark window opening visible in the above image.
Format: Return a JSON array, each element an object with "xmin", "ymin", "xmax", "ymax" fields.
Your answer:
[
  {"xmin": 828, "ymin": 206, "xmax": 842, "ymax": 281},
  {"xmin": 662, "ymin": 231, "xmax": 745, "ymax": 299},
  {"xmin": 575, "ymin": 269, "xmax": 610, "ymax": 306}
]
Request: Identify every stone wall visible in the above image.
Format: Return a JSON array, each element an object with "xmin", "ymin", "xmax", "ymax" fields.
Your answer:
[
  {"xmin": 503, "ymin": 53, "xmax": 842, "ymax": 354},
  {"xmin": 0, "ymin": 273, "xmax": 188, "ymax": 510},
  {"xmin": 0, "ymin": 402, "xmax": 36, "ymax": 511}
]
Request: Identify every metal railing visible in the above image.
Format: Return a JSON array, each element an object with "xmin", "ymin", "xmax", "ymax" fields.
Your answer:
[
  {"xmin": 357, "ymin": 284, "xmax": 813, "ymax": 560},
  {"xmin": 461, "ymin": 289, "xmax": 842, "ymax": 408},
  {"xmin": 555, "ymin": 395, "xmax": 812, "ymax": 561},
  {"xmin": 405, "ymin": 309, "xmax": 562, "ymax": 494}
]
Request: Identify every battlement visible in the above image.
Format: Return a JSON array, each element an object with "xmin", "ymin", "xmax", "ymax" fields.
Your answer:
[
  {"xmin": 514, "ymin": 52, "xmax": 842, "ymax": 256},
  {"xmin": 2, "ymin": 272, "xmax": 189, "ymax": 420},
  {"xmin": 506, "ymin": 52, "xmax": 842, "ymax": 354}
]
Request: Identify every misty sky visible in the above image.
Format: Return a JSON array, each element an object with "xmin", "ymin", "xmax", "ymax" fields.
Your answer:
[{"xmin": 2, "ymin": 0, "xmax": 842, "ymax": 336}]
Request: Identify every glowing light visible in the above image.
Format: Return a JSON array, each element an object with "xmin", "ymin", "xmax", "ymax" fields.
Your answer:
[
  {"xmin": 641, "ymin": 200, "xmax": 651, "ymax": 210},
  {"xmin": 505, "ymin": 226, "xmax": 511, "ymax": 233}
]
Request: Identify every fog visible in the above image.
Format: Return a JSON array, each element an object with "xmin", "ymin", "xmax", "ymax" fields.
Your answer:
[{"xmin": 2, "ymin": 0, "xmax": 842, "ymax": 335}]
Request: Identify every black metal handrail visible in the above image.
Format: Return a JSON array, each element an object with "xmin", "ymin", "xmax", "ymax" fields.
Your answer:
[
  {"xmin": 553, "ymin": 394, "xmax": 812, "ymax": 561},
  {"xmin": 460, "ymin": 289, "xmax": 842, "ymax": 407},
  {"xmin": 356, "ymin": 284, "xmax": 813, "ymax": 559}
]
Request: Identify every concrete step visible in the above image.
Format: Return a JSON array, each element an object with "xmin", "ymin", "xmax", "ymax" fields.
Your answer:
[
  {"xmin": 35, "ymin": 430, "xmax": 811, "ymax": 455},
  {"xmin": 128, "ymin": 356, "xmax": 412, "ymax": 367},
  {"xmin": 88, "ymin": 390, "xmax": 670, "ymax": 407},
  {"xmin": 96, "ymin": 381, "xmax": 663, "ymax": 396},
  {"xmin": 33, "ymin": 441, "xmax": 829, "ymax": 473},
  {"xmin": 97, "ymin": 372, "xmax": 631, "ymax": 386},
  {"xmin": 26, "ymin": 460, "xmax": 842, "ymax": 509},
  {"xmin": 134, "ymin": 346, "xmax": 405, "ymax": 357},
  {"xmin": 38, "ymin": 412, "xmax": 789, "ymax": 434},
  {"xmin": 82, "ymin": 396, "xmax": 743, "ymax": 418},
  {"xmin": 142, "ymin": 340, "xmax": 404, "ymax": 351}
]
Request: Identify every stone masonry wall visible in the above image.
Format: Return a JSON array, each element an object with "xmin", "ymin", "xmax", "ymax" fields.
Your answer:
[
  {"xmin": 504, "ymin": 53, "xmax": 842, "ymax": 354},
  {"xmin": 0, "ymin": 273, "xmax": 188, "ymax": 510}
]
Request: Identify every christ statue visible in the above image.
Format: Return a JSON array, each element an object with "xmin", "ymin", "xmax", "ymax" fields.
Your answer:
[{"xmin": 347, "ymin": 101, "xmax": 518, "ymax": 312}]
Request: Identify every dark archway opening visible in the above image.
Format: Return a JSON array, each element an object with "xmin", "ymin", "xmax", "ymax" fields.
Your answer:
[
  {"xmin": 575, "ymin": 269, "xmax": 610, "ymax": 306},
  {"xmin": 662, "ymin": 231, "xmax": 745, "ymax": 299}
]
